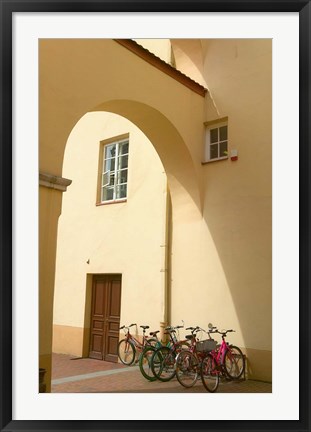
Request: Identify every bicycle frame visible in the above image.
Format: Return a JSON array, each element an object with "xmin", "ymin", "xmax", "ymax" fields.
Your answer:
[
  {"xmin": 122, "ymin": 325, "xmax": 157, "ymax": 354},
  {"xmin": 208, "ymin": 330, "xmax": 235, "ymax": 375},
  {"xmin": 187, "ymin": 331, "xmax": 208, "ymax": 364},
  {"xmin": 180, "ymin": 326, "xmax": 221, "ymax": 375},
  {"xmin": 125, "ymin": 332, "xmax": 144, "ymax": 350},
  {"xmin": 210, "ymin": 339, "xmax": 228, "ymax": 368},
  {"xmin": 165, "ymin": 327, "xmax": 188, "ymax": 353}
]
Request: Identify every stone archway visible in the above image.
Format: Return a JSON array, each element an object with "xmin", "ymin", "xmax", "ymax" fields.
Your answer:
[{"xmin": 39, "ymin": 38, "xmax": 206, "ymax": 390}]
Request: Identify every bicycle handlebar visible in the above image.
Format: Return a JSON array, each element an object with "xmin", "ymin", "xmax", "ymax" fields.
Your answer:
[
  {"xmin": 210, "ymin": 328, "xmax": 236, "ymax": 336},
  {"xmin": 165, "ymin": 325, "xmax": 183, "ymax": 331},
  {"xmin": 184, "ymin": 325, "xmax": 236, "ymax": 339},
  {"xmin": 187, "ymin": 326, "xmax": 236, "ymax": 337},
  {"xmin": 119, "ymin": 323, "xmax": 136, "ymax": 330},
  {"xmin": 196, "ymin": 326, "xmax": 208, "ymax": 333},
  {"xmin": 186, "ymin": 326, "xmax": 205, "ymax": 335}
]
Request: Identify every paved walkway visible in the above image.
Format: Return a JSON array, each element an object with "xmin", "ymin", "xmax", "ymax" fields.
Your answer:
[{"xmin": 51, "ymin": 353, "xmax": 272, "ymax": 393}]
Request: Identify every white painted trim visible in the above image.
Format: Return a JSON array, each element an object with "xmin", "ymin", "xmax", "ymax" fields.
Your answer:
[
  {"xmin": 101, "ymin": 139, "xmax": 129, "ymax": 203},
  {"xmin": 204, "ymin": 121, "xmax": 228, "ymax": 162}
]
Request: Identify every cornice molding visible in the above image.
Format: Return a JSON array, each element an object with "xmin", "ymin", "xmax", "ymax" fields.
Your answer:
[{"xmin": 39, "ymin": 172, "xmax": 72, "ymax": 192}]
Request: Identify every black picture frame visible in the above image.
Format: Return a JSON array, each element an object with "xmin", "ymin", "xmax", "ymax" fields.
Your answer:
[{"xmin": 0, "ymin": 1, "xmax": 310, "ymax": 431}]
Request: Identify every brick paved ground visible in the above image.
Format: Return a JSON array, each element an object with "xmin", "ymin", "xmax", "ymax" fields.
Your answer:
[
  {"xmin": 52, "ymin": 353, "xmax": 125, "ymax": 379},
  {"xmin": 51, "ymin": 353, "xmax": 272, "ymax": 393}
]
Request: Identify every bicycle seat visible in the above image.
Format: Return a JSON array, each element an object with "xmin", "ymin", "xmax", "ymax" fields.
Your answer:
[
  {"xmin": 185, "ymin": 335, "xmax": 193, "ymax": 340},
  {"xmin": 140, "ymin": 325, "xmax": 149, "ymax": 330},
  {"xmin": 150, "ymin": 331, "xmax": 159, "ymax": 336}
]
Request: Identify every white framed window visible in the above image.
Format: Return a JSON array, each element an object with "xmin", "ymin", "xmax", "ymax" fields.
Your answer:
[
  {"xmin": 205, "ymin": 122, "xmax": 228, "ymax": 162},
  {"xmin": 101, "ymin": 138, "xmax": 129, "ymax": 203}
]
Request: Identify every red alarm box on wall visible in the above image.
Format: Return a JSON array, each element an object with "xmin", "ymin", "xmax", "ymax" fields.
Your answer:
[{"xmin": 231, "ymin": 149, "xmax": 238, "ymax": 161}]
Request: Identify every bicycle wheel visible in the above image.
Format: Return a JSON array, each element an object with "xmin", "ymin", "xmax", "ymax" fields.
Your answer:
[
  {"xmin": 117, "ymin": 339, "xmax": 136, "ymax": 365},
  {"xmin": 139, "ymin": 346, "xmax": 157, "ymax": 381},
  {"xmin": 146, "ymin": 337, "xmax": 158, "ymax": 347},
  {"xmin": 151, "ymin": 346, "xmax": 176, "ymax": 382},
  {"xmin": 200, "ymin": 353, "xmax": 219, "ymax": 392},
  {"xmin": 175, "ymin": 350, "xmax": 199, "ymax": 388},
  {"xmin": 175, "ymin": 341, "xmax": 190, "ymax": 353},
  {"xmin": 223, "ymin": 345, "xmax": 245, "ymax": 379}
]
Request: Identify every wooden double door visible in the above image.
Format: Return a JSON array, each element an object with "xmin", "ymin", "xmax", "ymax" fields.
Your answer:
[{"xmin": 89, "ymin": 274, "xmax": 121, "ymax": 362}]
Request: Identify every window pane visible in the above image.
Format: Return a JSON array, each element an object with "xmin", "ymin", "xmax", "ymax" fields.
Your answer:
[
  {"xmin": 219, "ymin": 141, "xmax": 228, "ymax": 158},
  {"xmin": 102, "ymin": 187, "xmax": 114, "ymax": 201},
  {"xmin": 102, "ymin": 140, "xmax": 129, "ymax": 202},
  {"xmin": 116, "ymin": 184, "xmax": 127, "ymax": 199},
  {"xmin": 117, "ymin": 169, "xmax": 128, "ymax": 184},
  {"xmin": 119, "ymin": 141, "xmax": 129, "ymax": 155},
  {"xmin": 102, "ymin": 171, "xmax": 110, "ymax": 187},
  {"xmin": 219, "ymin": 126, "xmax": 228, "ymax": 141},
  {"xmin": 119, "ymin": 155, "xmax": 128, "ymax": 169},
  {"xmin": 109, "ymin": 172, "xmax": 115, "ymax": 186},
  {"xmin": 210, "ymin": 128, "xmax": 218, "ymax": 143},
  {"xmin": 210, "ymin": 144, "xmax": 218, "ymax": 159},
  {"xmin": 104, "ymin": 157, "xmax": 115, "ymax": 172},
  {"xmin": 105, "ymin": 144, "xmax": 116, "ymax": 159}
]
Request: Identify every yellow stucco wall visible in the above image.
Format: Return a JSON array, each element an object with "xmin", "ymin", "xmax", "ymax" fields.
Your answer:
[
  {"xmin": 39, "ymin": 185, "xmax": 65, "ymax": 392},
  {"xmin": 41, "ymin": 38, "xmax": 272, "ymax": 386},
  {"xmin": 170, "ymin": 39, "xmax": 272, "ymax": 376},
  {"xmin": 133, "ymin": 39, "xmax": 172, "ymax": 64}
]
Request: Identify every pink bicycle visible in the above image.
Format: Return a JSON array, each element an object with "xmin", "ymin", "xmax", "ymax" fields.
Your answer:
[{"xmin": 200, "ymin": 324, "xmax": 245, "ymax": 392}]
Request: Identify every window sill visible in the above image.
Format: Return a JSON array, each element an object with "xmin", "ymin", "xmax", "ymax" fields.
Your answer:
[
  {"xmin": 96, "ymin": 199, "xmax": 127, "ymax": 206},
  {"xmin": 201, "ymin": 157, "xmax": 228, "ymax": 165}
]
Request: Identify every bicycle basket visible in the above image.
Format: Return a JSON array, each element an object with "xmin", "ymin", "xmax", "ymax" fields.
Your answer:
[{"xmin": 196, "ymin": 339, "xmax": 217, "ymax": 352}]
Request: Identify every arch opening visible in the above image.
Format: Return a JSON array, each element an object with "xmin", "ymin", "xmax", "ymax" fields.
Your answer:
[{"xmin": 54, "ymin": 109, "xmax": 176, "ymax": 359}]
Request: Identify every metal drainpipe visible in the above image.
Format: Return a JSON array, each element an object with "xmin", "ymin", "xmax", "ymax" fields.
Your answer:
[{"xmin": 160, "ymin": 175, "xmax": 170, "ymax": 343}]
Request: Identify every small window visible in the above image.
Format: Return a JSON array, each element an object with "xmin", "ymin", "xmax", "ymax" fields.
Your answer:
[
  {"xmin": 101, "ymin": 139, "xmax": 129, "ymax": 203},
  {"xmin": 205, "ymin": 122, "xmax": 228, "ymax": 162}
]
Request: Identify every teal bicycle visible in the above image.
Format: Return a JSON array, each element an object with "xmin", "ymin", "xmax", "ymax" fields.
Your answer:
[
  {"xmin": 150, "ymin": 324, "xmax": 190, "ymax": 382},
  {"xmin": 138, "ymin": 330, "xmax": 164, "ymax": 381}
]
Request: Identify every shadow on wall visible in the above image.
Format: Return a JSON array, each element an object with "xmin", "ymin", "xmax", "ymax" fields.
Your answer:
[{"xmin": 202, "ymin": 164, "xmax": 272, "ymax": 381}]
